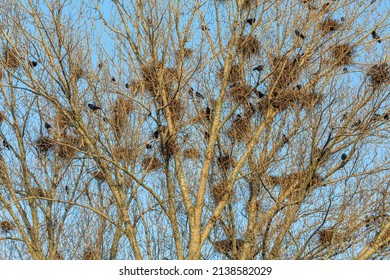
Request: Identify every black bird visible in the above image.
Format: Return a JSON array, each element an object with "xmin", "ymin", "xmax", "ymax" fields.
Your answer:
[
  {"xmin": 44, "ymin": 122, "xmax": 51, "ymax": 130},
  {"xmin": 383, "ymin": 113, "xmax": 389, "ymax": 120},
  {"xmin": 3, "ymin": 139, "xmax": 10, "ymax": 149},
  {"xmin": 295, "ymin": 29, "xmax": 306, "ymax": 40},
  {"xmin": 253, "ymin": 65, "xmax": 264, "ymax": 72},
  {"xmin": 204, "ymin": 131, "xmax": 210, "ymax": 139},
  {"xmin": 205, "ymin": 106, "xmax": 211, "ymax": 120},
  {"xmin": 246, "ymin": 18, "xmax": 256, "ymax": 25},
  {"xmin": 296, "ymin": 84, "xmax": 302, "ymax": 90},
  {"xmin": 195, "ymin": 92, "xmax": 205, "ymax": 99},
  {"xmin": 65, "ymin": 185, "xmax": 69, "ymax": 195},
  {"xmin": 352, "ymin": 119, "xmax": 362, "ymax": 127},
  {"xmin": 255, "ymin": 90, "xmax": 265, "ymax": 98},
  {"xmin": 88, "ymin": 103, "xmax": 101, "ymax": 111},
  {"xmin": 29, "ymin": 61, "xmax": 38, "ymax": 67},
  {"xmin": 282, "ymin": 134, "xmax": 289, "ymax": 145},
  {"xmin": 111, "ymin": 77, "xmax": 116, "ymax": 82},
  {"xmin": 125, "ymin": 83, "xmax": 129, "ymax": 88},
  {"xmin": 153, "ymin": 130, "xmax": 159, "ymax": 139},
  {"xmin": 146, "ymin": 143, "xmax": 152, "ymax": 149},
  {"xmin": 189, "ymin": 87, "xmax": 194, "ymax": 96},
  {"xmin": 371, "ymin": 30, "xmax": 381, "ymax": 43},
  {"xmin": 343, "ymin": 67, "xmax": 348, "ymax": 73},
  {"xmin": 201, "ymin": 25, "xmax": 210, "ymax": 31},
  {"xmin": 341, "ymin": 153, "xmax": 347, "ymax": 161}
]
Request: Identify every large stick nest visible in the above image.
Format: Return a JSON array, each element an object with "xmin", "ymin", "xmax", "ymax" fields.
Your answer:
[
  {"xmin": 211, "ymin": 181, "xmax": 234, "ymax": 203},
  {"xmin": 113, "ymin": 146, "xmax": 135, "ymax": 161},
  {"xmin": 83, "ymin": 247, "xmax": 98, "ymax": 260},
  {"xmin": 111, "ymin": 97, "xmax": 134, "ymax": 138},
  {"xmin": 333, "ymin": 44, "xmax": 355, "ymax": 66},
  {"xmin": 217, "ymin": 154, "xmax": 235, "ymax": 171},
  {"xmin": 175, "ymin": 47, "xmax": 194, "ymax": 59},
  {"xmin": 217, "ymin": 64, "xmax": 243, "ymax": 84},
  {"xmin": 183, "ymin": 148, "xmax": 200, "ymax": 160},
  {"xmin": 213, "ymin": 239, "xmax": 245, "ymax": 255},
  {"xmin": 2, "ymin": 48, "xmax": 19, "ymax": 69},
  {"xmin": 318, "ymin": 229, "xmax": 341, "ymax": 246},
  {"xmin": 235, "ymin": 35, "xmax": 261, "ymax": 58},
  {"xmin": 228, "ymin": 83, "xmax": 253, "ymax": 102},
  {"xmin": 0, "ymin": 220, "xmax": 16, "ymax": 233},
  {"xmin": 367, "ymin": 63, "xmax": 390, "ymax": 89},
  {"xmin": 142, "ymin": 156, "xmax": 163, "ymax": 173},
  {"xmin": 227, "ymin": 114, "xmax": 251, "ymax": 141},
  {"xmin": 57, "ymin": 135, "xmax": 85, "ymax": 158},
  {"xmin": 320, "ymin": 19, "xmax": 342, "ymax": 34},
  {"xmin": 36, "ymin": 136, "xmax": 54, "ymax": 154},
  {"xmin": 270, "ymin": 55, "xmax": 301, "ymax": 89},
  {"xmin": 70, "ymin": 62, "xmax": 84, "ymax": 81},
  {"xmin": 141, "ymin": 63, "xmax": 178, "ymax": 97}
]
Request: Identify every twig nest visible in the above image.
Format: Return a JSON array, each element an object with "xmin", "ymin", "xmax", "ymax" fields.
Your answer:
[
  {"xmin": 36, "ymin": 136, "xmax": 54, "ymax": 154},
  {"xmin": 83, "ymin": 247, "xmax": 98, "ymax": 260},
  {"xmin": 29, "ymin": 187, "xmax": 47, "ymax": 198},
  {"xmin": 217, "ymin": 64, "xmax": 243, "ymax": 84},
  {"xmin": 92, "ymin": 171, "xmax": 105, "ymax": 181},
  {"xmin": 57, "ymin": 135, "xmax": 85, "ymax": 158},
  {"xmin": 227, "ymin": 114, "xmax": 251, "ymax": 141},
  {"xmin": 367, "ymin": 63, "xmax": 390, "ymax": 89},
  {"xmin": 0, "ymin": 220, "xmax": 16, "ymax": 233},
  {"xmin": 318, "ymin": 229, "xmax": 341, "ymax": 245},
  {"xmin": 235, "ymin": 35, "xmax": 261, "ymax": 58},
  {"xmin": 214, "ymin": 239, "xmax": 245, "ymax": 255},
  {"xmin": 141, "ymin": 63, "xmax": 178, "ymax": 97},
  {"xmin": 113, "ymin": 146, "xmax": 135, "ymax": 161},
  {"xmin": 70, "ymin": 63, "xmax": 84, "ymax": 81},
  {"xmin": 211, "ymin": 181, "xmax": 233, "ymax": 203},
  {"xmin": 2, "ymin": 48, "xmax": 19, "ymax": 69},
  {"xmin": 333, "ymin": 44, "xmax": 355, "ymax": 66},
  {"xmin": 320, "ymin": 19, "xmax": 341, "ymax": 34},
  {"xmin": 228, "ymin": 83, "xmax": 252, "ymax": 102},
  {"xmin": 111, "ymin": 97, "xmax": 134, "ymax": 138},
  {"xmin": 270, "ymin": 55, "xmax": 301, "ymax": 89},
  {"xmin": 183, "ymin": 148, "xmax": 200, "ymax": 159},
  {"xmin": 217, "ymin": 154, "xmax": 235, "ymax": 171},
  {"xmin": 142, "ymin": 156, "xmax": 163, "ymax": 172},
  {"xmin": 175, "ymin": 48, "xmax": 193, "ymax": 59}
]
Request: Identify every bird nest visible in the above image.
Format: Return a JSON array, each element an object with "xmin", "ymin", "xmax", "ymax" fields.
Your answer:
[
  {"xmin": 227, "ymin": 115, "xmax": 251, "ymax": 141},
  {"xmin": 211, "ymin": 181, "xmax": 233, "ymax": 203},
  {"xmin": 367, "ymin": 63, "xmax": 390, "ymax": 89},
  {"xmin": 214, "ymin": 239, "xmax": 244, "ymax": 255},
  {"xmin": 161, "ymin": 137, "xmax": 178, "ymax": 159},
  {"xmin": 142, "ymin": 156, "xmax": 163, "ymax": 172},
  {"xmin": 141, "ymin": 63, "xmax": 178, "ymax": 97},
  {"xmin": 55, "ymin": 112, "xmax": 72, "ymax": 129},
  {"xmin": 333, "ymin": 44, "xmax": 355, "ymax": 66},
  {"xmin": 2, "ymin": 48, "xmax": 19, "ymax": 69},
  {"xmin": 235, "ymin": 35, "xmax": 261, "ymax": 58},
  {"xmin": 320, "ymin": 19, "xmax": 341, "ymax": 34},
  {"xmin": 183, "ymin": 148, "xmax": 200, "ymax": 159},
  {"xmin": 270, "ymin": 171, "xmax": 323, "ymax": 190},
  {"xmin": 113, "ymin": 146, "xmax": 135, "ymax": 161},
  {"xmin": 217, "ymin": 154, "xmax": 235, "ymax": 171},
  {"xmin": 83, "ymin": 247, "xmax": 98, "ymax": 260},
  {"xmin": 70, "ymin": 63, "xmax": 84, "ymax": 81},
  {"xmin": 266, "ymin": 88, "xmax": 322, "ymax": 112},
  {"xmin": 92, "ymin": 170, "xmax": 105, "ymax": 181},
  {"xmin": 228, "ymin": 83, "xmax": 252, "ymax": 102},
  {"xmin": 270, "ymin": 55, "xmax": 301, "ymax": 89},
  {"xmin": 166, "ymin": 98, "xmax": 184, "ymax": 124},
  {"xmin": 175, "ymin": 48, "xmax": 194, "ymax": 59},
  {"xmin": 217, "ymin": 64, "xmax": 243, "ymax": 84},
  {"xmin": 36, "ymin": 136, "xmax": 54, "ymax": 154},
  {"xmin": 0, "ymin": 220, "xmax": 16, "ymax": 233},
  {"xmin": 29, "ymin": 187, "xmax": 47, "ymax": 198},
  {"xmin": 57, "ymin": 135, "xmax": 85, "ymax": 158},
  {"xmin": 0, "ymin": 111, "xmax": 5, "ymax": 124},
  {"xmin": 318, "ymin": 229, "xmax": 341, "ymax": 246},
  {"xmin": 111, "ymin": 97, "xmax": 134, "ymax": 138}
]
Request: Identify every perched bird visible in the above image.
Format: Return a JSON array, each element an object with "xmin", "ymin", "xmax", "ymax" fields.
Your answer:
[
  {"xmin": 352, "ymin": 119, "xmax": 362, "ymax": 127},
  {"xmin": 125, "ymin": 83, "xmax": 129, "ymax": 88},
  {"xmin": 153, "ymin": 130, "xmax": 159, "ymax": 139},
  {"xmin": 44, "ymin": 122, "xmax": 51, "ymax": 130},
  {"xmin": 371, "ymin": 30, "xmax": 381, "ymax": 43},
  {"xmin": 97, "ymin": 62, "xmax": 103, "ymax": 69},
  {"xmin": 88, "ymin": 103, "xmax": 101, "ymax": 111},
  {"xmin": 195, "ymin": 92, "xmax": 205, "ymax": 99},
  {"xmin": 29, "ymin": 61, "xmax": 38, "ymax": 67},
  {"xmin": 255, "ymin": 90, "xmax": 265, "ymax": 98},
  {"xmin": 205, "ymin": 106, "xmax": 211, "ymax": 120},
  {"xmin": 246, "ymin": 18, "xmax": 256, "ymax": 25},
  {"xmin": 295, "ymin": 29, "xmax": 306, "ymax": 40},
  {"xmin": 295, "ymin": 84, "xmax": 302, "ymax": 90},
  {"xmin": 204, "ymin": 131, "xmax": 210, "ymax": 139},
  {"xmin": 383, "ymin": 113, "xmax": 389, "ymax": 120},
  {"xmin": 201, "ymin": 25, "xmax": 210, "ymax": 31},
  {"xmin": 189, "ymin": 87, "xmax": 194, "ymax": 96},
  {"xmin": 343, "ymin": 67, "xmax": 348, "ymax": 73},
  {"xmin": 3, "ymin": 139, "xmax": 10, "ymax": 149},
  {"xmin": 282, "ymin": 134, "xmax": 289, "ymax": 145},
  {"xmin": 146, "ymin": 143, "xmax": 152, "ymax": 149},
  {"xmin": 111, "ymin": 77, "xmax": 116, "ymax": 82},
  {"xmin": 253, "ymin": 65, "xmax": 264, "ymax": 72},
  {"xmin": 65, "ymin": 185, "xmax": 69, "ymax": 195},
  {"xmin": 341, "ymin": 153, "xmax": 347, "ymax": 161}
]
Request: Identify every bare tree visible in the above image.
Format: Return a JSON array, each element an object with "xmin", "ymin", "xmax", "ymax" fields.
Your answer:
[{"xmin": 0, "ymin": 0, "xmax": 389, "ymax": 260}]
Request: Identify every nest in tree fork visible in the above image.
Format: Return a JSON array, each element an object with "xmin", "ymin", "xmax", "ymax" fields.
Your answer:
[
  {"xmin": 142, "ymin": 156, "xmax": 163, "ymax": 173},
  {"xmin": 166, "ymin": 98, "xmax": 184, "ymax": 124},
  {"xmin": 141, "ymin": 64, "xmax": 178, "ymax": 98},
  {"xmin": 367, "ymin": 63, "xmax": 390, "ymax": 89},
  {"xmin": 333, "ymin": 44, "xmax": 355, "ymax": 66},
  {"xmin": 111, "ymin": 97, "xmax": 134, "ymax": 138},
  {"xmin": 228, "ymin": 83, "xmax": 252, "ymax": 102},
  {"xmin": 175, "ymin": 48, "xmax": 193, "ymax": 59},
  {"xmin": 70, "ymin": 62, "xmax": 84, "ymax": 81},
  {"xmin": 183, "ymin": 148, "xmax": 200, "ymax": 159},
  {"xmin": 214, "ymin": 239, "xmax": 245, "ymax": 254},
  {"xmin": 320, "ymin": 19, "xmax": 341, "ymax": 34},
  {"xmin": 113, "ymin": 146, "xmax": 135, "ymax": 161},
  {"xmin": 29, "ymin": 187, "xmax": 47, "ymax": 198},
  {"xmin": 161, "ymin": 137, "xmax": 178, "ymax": 159},
  {"xmin": 318, "ymin": 229, "xmax": 340, "ymax": 245},
  {"xmin": 57, "ymin": 134, "xmax": 85, "ymax": 158},
  {"xmin": 270, "ymin": 55, "xmax": 301, "ymax": 89},
  {"xmin": 92, "ymin": 170, "xmax": 105, "ymax": 181},
  {"xmin": 228, "ymin": 115, "xmax": 251, "ymax": 141},
  {"xmin": 217, "ymin": 154, "xmax": 235, "ymax": 171},
  {"xmin": 83, "ymin": 247, "xmax": 98, "ymax": 260},
  {"xmin": 211, "ymin": 181, "xmax": 234, "ymax": 203},
  {"xmin": 3, "ymin": 48, "xmax": 19, "ymax": 69},
  {"xmin": 235, "ymin": 35, "xmax": 261, "ymax": 58},
  {"xmin": 36, "ymin": 136, "xmax": 54, "ymax": 154},
  {"xmin": 217, "ymin": 64, "xmax": 243, "ymax": 84},
  {"xmin": 0, "ymin": 220, "xmax": 16, "ymax": 233}
]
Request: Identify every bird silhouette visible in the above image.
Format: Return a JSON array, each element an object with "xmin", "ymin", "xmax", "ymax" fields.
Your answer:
[
  {"xmin": 111, "ymin": 77, "xmax": 116, "ymax": 82},
  {"xmin": 295, "ymin": 29, "xmax": 306, "ymax": 40},
  {"xmin": 29, "ymin": 61, "xmax": 38, "ymax": 67},
  {"xmin": 343, "ymin": 67, "xmax": 348, "ymax": 73},
  {"xmin": 341, "ymin": 153, "xmax": 347, "ymax": 161},
  {"xmin": 253, "ymin": 65, "xmax": 264, "ymax": 72},
  {"xmin": 205, "ymin": 107, "xmax": 211, "ymax": 120},
  {"xmin": 153, "ymin": 130, "xmax": 159, "ymax": 139},
  {"xmin": 371, "ymin": 30, "xmax": 381, "ymax": 43},
  {"xmin": 255, "ymin": 90, "xmax": 265, "ymax": 98},
  {"xmin": 282, "ymin": 134, "xmax": 289, "ymax": 145},
  {"xmin": 195, "ymin": 92, "xmax": 205, "ymax": 99},
  {"xmin": 246, "ymin": 18, "xmax": 256, "ymax": 25},
  {"xmin": 65, "ymin": 185, "xmax": 69, "ymax": 195},
  {"xmin": 88, "ymin": 104, "xmax": 101, "ymax": 111},
  {"xmin": 201, "ymin": 25, "xmax": 210, "ymax": 31},
  {"xmin": 3, "ymin": 139, "xmax": 10, "ymax": 149},
  {"xmin": 44, "ymin": 122, "xmax": 51, "ymax": 130},
  {"xmin": 146, "ymin": 143, "xmax": 152, "ymax": 149},
  {"xmin": 204, "ymin": 131, "xmax": 210, "ymax": 139},
  {"xmin": 125, "ymin": 83, "xmax": 129, "ymax": 88}
]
